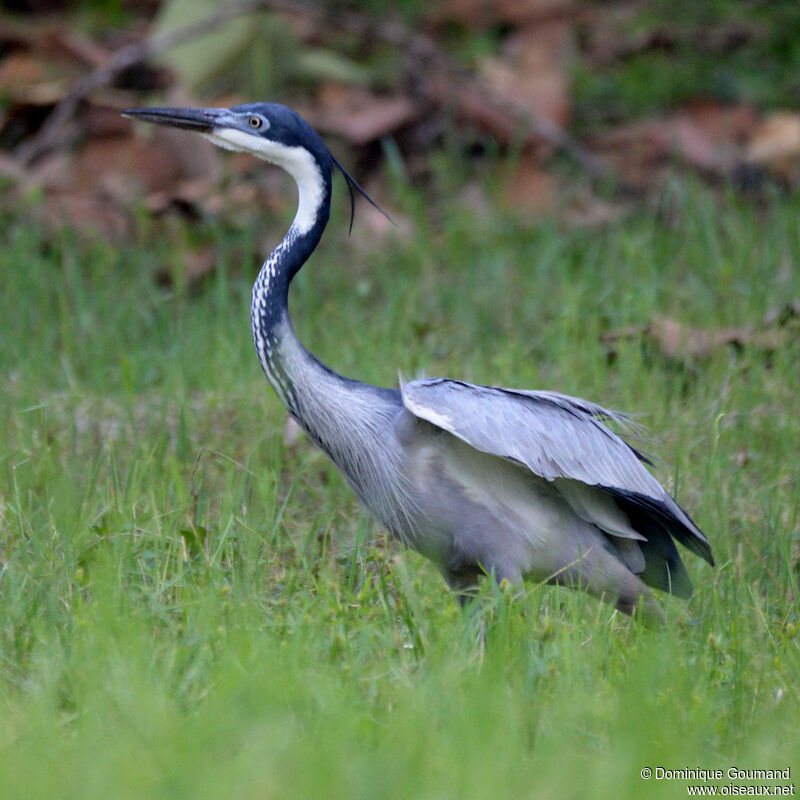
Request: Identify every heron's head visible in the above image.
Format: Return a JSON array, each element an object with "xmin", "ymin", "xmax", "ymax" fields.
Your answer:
[
  {"xmin": 124, "ymin": 102, "xmax": 333, "ymax": 181},
  {"xmin": 123, "ymin": 102, "xmax": 388, "ymax": 232}
]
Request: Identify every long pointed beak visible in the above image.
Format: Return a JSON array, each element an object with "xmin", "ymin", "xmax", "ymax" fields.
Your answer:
[{"xmin": 121, "ymin": 106, "xmax": 226, "ymax": 131}]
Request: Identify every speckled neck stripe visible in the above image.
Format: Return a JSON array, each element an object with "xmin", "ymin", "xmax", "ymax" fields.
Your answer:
[
  {"xmin": 247, "ymin": 150, "xmax": 331, "ymax": 416},
  {"xmin": 251, "ymin": 236, "xmax": 297, "ymax": 411}
]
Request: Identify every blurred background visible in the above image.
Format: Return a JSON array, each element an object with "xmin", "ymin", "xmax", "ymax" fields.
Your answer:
[{"xmin": 2, "ymin": 0, "xmax": 800, "ymax": 252}]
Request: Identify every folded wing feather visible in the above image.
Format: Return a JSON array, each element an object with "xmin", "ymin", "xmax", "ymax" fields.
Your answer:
[{"xmin": 401, "ymin": 378, "xmax": 713, "ymax": 569}]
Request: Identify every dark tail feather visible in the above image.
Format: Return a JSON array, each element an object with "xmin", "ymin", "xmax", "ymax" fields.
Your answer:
[
  {"xmin": 609, "ymin": 493, "xmax": 696, "ymax": 598},
  {"xmin": 607, "ymin": 488, "xmax": 714, "ymax": 567},
  {"xmin": 638, "ymin": 532, "xmax": 693, "ymax": 599}
]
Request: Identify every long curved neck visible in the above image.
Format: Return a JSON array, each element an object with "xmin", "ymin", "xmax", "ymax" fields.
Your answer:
[
  {"xmin": 250, "ymin": 150, "xmax": 411, "ymax": 538},
  {"xmin": 250, "ymin": 151, "xmax": 336, "ymax": 418}
]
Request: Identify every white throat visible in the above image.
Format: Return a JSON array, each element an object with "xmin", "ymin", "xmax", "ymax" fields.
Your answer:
[{"xmin": 203, "ymin": 128, "xmax": 325, "ymax": 235}]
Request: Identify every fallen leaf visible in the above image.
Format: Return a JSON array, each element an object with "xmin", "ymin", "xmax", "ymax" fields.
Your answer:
[
  {"xmin": 84, "ymin": 103, "xmax": 133, "ymax": 139},
  {"xmin": 594, "ymin": 109, "xmax": 740, "ymax": 186},
  {"xmin": 746, "ymin": 111, "xmax": 800, "ymax": 180},
  {"xmin": 669, "ymin": 115, "xmax": 723, "ymax": 172},
  {"xmin": 430, "ymin": 72, "xmax": 524, "ymax": 146},
  {"xmin": 38, "ymin": 27, "xmax": 110, "ymax": 69},
  {"xmin": 43, "ymin": 188, "xmax": 132, "ymax": 239},
  {"xmin": 430, "ymin": 69, "xmax": 564, "ymax": 152},
  {"xmin": 0, "ymin": 30, "xmax": 87, "ymax": 102},
  {"xmin": 649, "ymin": 316, "xmax": 738, "ymax": 359},
  {"xmin": 0, "ymin": 52, "xmax": 45, "ymax": 90},
  {"xmin": 683, "ymin": 100, "xmax": 757, "ymax": 147},
  {"xmin": 602, "ymin": 314, "xmax": 788, "ymax": 363},
  {"xmin": 581, "ymin": 6, "xmax": 664, "ymax": 67},
  {"xmin": 582, "ymin": 15, "xmax": 763, "ymax": 68},
  {"xmin": 479, "ymin": 20, "xmax": 572, "ymax": 131},
  {"xmin": 72, "ymin": 133, "xmax": 186, "ymax": 195},
  {"xmin": 309, "ymin": 85, "xmax": 420, "ymax": 146}
]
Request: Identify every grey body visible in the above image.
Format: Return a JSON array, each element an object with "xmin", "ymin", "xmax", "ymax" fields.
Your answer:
[
  {"xmin": 290, "ymin": 355, "xmax": 708, "ymax": 619},
  {"xmin": 124, "ymin": 102, "xmax": 714, "ymax": 621}
]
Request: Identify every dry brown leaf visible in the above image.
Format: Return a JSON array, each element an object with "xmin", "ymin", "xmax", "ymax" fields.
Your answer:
[
  {"xmin": 649, "ymin": 316, "xmax": 741, "ymax": 359},
  {"xmin": 43, "ymin": 188, "xmax": 132, "ymax": 239},
  {"xmin": 594, "ymin": 119, "xmax": 667, "ymax": 186},
  {"xmin": 0, "ymin": 27, "xmax": 88, "ymax": 103},
  {"xmin": 682, "ymin": 100, "xmax": 757, "ymax": 147},
  {"xmin": 582, "ymin": 14, "xmax": 763, "ymax": 68},
  {"xmin": 430, "ymin": 69, "xmax": 566, "ymax": 152},
  {"xmin": 430, "ymin": 72, "xmax": 522, "ymax": 145},
  {"xmin": 746, "ymin": 112, "xmax": 800, "ymax": 180},
  {"xmin": 668, "ymin": 116, "xmax": 723, "ymax": 172},
  {"xmin": 0, "ymin": 52, "xmax": 45, "ymax": 89},
  {"xmin": 38, "ymin": 27, "xmax": 111, "ymax": 69},
  {"xmin": 594, "ymin": 109, "xmax": 743, "ymax": 186},
  {"xmin": 145, "ymin": 186, "xmax": 205, "ymax": 219},
  {"xmin": 86, "ymin": 118, "xmax": 221, "ymax": 196},
  {"xmin": 11, "ymin": 116, "xmax": 224, "ymax": 239},
  {"xmin": 72, "ymin": 134, "xmax": 185, "ymax": 195},
  {"xmin": 84, "ymin": 104, "xmax": 133, "ymax": 139},
  {"xmin": 602, "ymin": 314, "xmax": 789, "ymax": 363},
  {"xmin": 0, "ymin": 19, "xmax": 33, "ymax": 50},
  {"xmin": 308, "ymin": 85, "xmax": 420, "ymax": 146},
  {"xmin": 484, "ymin": 21, "xmax": 572, "ymax": 128},
  {"xmin": 581, "ymin": 5, "xmax": 658, "ymax": 66}
]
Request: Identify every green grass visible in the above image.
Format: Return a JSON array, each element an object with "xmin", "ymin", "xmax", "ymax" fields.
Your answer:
[{"xmin": 1, "ymin": 181, "xmax": 799, "ymax": 798}]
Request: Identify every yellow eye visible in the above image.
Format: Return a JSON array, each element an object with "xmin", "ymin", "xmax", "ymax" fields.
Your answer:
[{"xmin": 249, "ymin": 116, "xmax": 263, "ymax": 129}]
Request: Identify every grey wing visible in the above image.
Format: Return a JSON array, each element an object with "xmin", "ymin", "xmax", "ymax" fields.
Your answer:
[{"xmin": 401, "ymin": 378, "xmax": 713, "ymax": 592}]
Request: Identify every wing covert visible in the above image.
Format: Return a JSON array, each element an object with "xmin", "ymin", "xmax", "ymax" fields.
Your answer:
[{"xmin": 401, "ymin": 377, "xmax": 713, "ymax": 565}]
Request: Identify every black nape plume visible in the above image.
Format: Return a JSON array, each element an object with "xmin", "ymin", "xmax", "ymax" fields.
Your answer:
[{"xmin": 331, "ymin": 155, "xmax": 394, "ymax": 234}]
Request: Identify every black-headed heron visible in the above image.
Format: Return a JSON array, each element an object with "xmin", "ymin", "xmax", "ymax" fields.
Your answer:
[{"xmin": 124, "ymin": 103, "xmax": 714, "ymax": 623}]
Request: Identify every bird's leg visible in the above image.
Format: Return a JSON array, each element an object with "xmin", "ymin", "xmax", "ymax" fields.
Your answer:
[
  {"xmin": 444, "ymin": 570, "xmax": 487, "ymax": 655},
  {"xmin": 615, "ymin": 593, "xmax": 665, "ymax": 628},
  {"xmin": 444, "ymin": 570, "xmax": 481, "ymax": 607}
]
